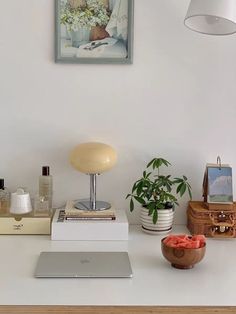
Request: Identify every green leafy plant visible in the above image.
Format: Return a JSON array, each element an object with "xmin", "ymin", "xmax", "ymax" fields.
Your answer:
[{"xmin": 126, "ymin": 158, "xmax": 192, "ymax": 224}]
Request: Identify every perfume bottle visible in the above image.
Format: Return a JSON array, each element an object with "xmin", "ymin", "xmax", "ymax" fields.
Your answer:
[
  {"xmin": 39, "ymin": 166, "xmax": 53, "ymax": 210},
  {"xmin": 0, "ymin": 179, "xmax": 10, "ymax": 215}
]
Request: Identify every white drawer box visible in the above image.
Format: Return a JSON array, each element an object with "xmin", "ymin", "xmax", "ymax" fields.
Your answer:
[{"xmin": 0, "ymin": 215, "xmax": 51, "ymax": 234}]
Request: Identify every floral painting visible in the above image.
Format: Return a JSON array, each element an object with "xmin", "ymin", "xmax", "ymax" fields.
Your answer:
[{"xmin": 55, "ymin": 0, "xmax": 134, "ymax": 64}]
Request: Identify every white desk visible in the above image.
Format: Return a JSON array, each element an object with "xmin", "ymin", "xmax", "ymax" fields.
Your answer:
[{"xmin": 1, "ymin": 225, "xmax": 236, "ymax": 314}]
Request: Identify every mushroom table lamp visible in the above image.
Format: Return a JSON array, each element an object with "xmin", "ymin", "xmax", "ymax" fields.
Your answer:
[{"xmin": 70, "ymin": 142, "xmax": 117, "ymax": 211}]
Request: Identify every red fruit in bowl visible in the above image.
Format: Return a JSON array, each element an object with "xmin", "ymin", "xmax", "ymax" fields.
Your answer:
[
  {"xmin": 161, "ymin": 234, "xmax": 206, "ymax": 269},
  {"xmin": 163, "ymin": 234, "xmax": 206, "ymax": 249}
]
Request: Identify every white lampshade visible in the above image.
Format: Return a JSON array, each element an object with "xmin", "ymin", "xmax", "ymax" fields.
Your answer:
[{"xmin": 184, "ymin": 0, "xmax": 236, "ymax": 35}]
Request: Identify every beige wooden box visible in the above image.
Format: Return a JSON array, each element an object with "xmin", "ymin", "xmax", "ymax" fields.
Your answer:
[{"xmin": 0, "ymin": 215, "xmax": 51, "ymax": 235}]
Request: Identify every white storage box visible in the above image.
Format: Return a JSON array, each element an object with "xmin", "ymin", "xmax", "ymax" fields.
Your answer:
[
  {"xmin": 0, "ymin": 215, "xmax": 51, "ymax": 235},
  {"xmin": 51, "ymin": 209, "xmax": 129, "ymax": 241}
]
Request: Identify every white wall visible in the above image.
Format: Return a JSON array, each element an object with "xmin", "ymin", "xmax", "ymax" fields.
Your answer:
[{"xmin": 1, "ymin": 0, "xmax": 236, "ymax": 224}]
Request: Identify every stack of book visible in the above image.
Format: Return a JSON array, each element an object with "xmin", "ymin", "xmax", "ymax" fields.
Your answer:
[{"xmin": 60, "ymin": 200, "xmax": 116, "ymax": 221}]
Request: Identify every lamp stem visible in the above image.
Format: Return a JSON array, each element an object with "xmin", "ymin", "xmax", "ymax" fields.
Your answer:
[
  {"xmin": 90, "ymin": 174, "xmax": 97, "ymax": 210},
  {"xmin": 74, "ymin": 173, "xmax": 111, "ymax": 211}
]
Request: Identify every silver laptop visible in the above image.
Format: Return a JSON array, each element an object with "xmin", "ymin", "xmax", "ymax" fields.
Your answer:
[{"xmin": 35, "ymin": 252, "xmax": 133, "ymax": 278}]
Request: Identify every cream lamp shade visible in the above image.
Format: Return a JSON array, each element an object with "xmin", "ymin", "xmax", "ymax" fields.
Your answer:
[
  {"xmin": 184, "ymin": 0, "xmax": 236, "ymax": 35},
  {"xmin": 70, "ymin": 142, "xmax": 117, "ymax": 211},
  {"xmin": 70, "ymin": 142, "xmax": 117, "ymax": 174}
]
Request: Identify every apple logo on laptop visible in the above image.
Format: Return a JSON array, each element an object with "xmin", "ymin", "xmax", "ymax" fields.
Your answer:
[{"xmin": 80, "ymin": 258, "xmax": 90, "ymax": 264}]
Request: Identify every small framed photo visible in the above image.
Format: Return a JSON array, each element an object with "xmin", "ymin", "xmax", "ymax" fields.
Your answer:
[
  {"xmin": 55, "ymin": 0, "xmax": 134, "ymax": 64},
  {"xmin": 207, "ymin": 166, "xmax": 233, "ymax": 204}
]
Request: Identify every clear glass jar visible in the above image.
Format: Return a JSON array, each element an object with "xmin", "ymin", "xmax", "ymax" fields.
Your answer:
[{"xmin": 34, "ymin": 195, "xmax": 50, "ymax": 216}]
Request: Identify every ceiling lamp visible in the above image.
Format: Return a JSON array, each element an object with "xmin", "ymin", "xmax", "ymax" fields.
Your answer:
[{"xmin": 184, "ymin": 0, "xmax": 236, "ymax": 35}]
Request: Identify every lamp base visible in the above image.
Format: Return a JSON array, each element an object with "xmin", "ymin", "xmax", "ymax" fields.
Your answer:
[{"xmin": 74, "ymin": 200, "xmax": 111, "ymax": 211}]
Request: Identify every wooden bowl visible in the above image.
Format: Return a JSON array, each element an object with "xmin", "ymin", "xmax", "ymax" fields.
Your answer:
[{"xmin": 161, "ymin": 237, "xmax": 206, "ymax": 269}]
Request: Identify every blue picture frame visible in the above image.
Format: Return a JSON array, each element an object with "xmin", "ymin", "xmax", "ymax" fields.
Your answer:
[{"xmin": 55, "ymin": 0, "xmax": 134, "ymax": 64}]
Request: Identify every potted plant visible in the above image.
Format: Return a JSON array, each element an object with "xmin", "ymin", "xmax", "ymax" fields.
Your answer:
[
  {"xmin": 60, "ymin": 0, "xmax": 110, "ymax": 47},
  {"xmin": 126, "ymin": 158, "xmax": 192, "ymax": 234}
]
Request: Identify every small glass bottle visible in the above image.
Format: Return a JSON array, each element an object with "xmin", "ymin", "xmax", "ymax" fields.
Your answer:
[
  {"xmin": 0, "ymin": 179, "xmax": 10, "ymax": 215},
  {"xmin": 34, "ymin": 194, "xmax": 50, "ymax": 216},
  {"xmin": 39, "ymin": 166, "xmax": 53, "ymax": 210}
]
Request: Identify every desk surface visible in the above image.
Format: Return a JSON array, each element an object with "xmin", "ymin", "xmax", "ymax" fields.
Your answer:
[{"xmin": 0, "ymin": 225, "xmax": 235, "ymax": 307}]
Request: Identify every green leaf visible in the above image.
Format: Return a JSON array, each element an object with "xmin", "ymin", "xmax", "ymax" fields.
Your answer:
[
  {"xmin": 148, "ymin": 208, "xmax": 153, "ymax": 216},
  {"xmin": 130, "ymin": 198, "xmax": 134, "ymax": 212},
  {"xmin": 179, "ymin": 183, "xmax": 187, "ymax": 197},
  {"xmin": 147, "ymin": 202, "xmax": 155, "ymax": 215},
  {"xmin": 166, "ymin": 184, "xmax": 171, "ymax": 192},
  {"xmin": 154, "ymin": 159, "xmax": 161, "ymax": 169},
  {"xmin": 153, "ymin": 209, "xmax": 158, "ymax": 224},
  {"xmin": 183, "ymin": 175, "xmax": 187, "ymax": 181},
  {"xmin": 157, "ymin": 203, "xmax": 165, "ymax": 209},
  {"xmin": 187, "ymin": 186, "xmax": 192, "ymax": 199},
  {"xmin": 137, "ymin": 181, "xmax": 144, "ymax": 196},
  {"xmin": 134, "ymin": 196, "xmax": 146, "ymax": 205},
  {"xmin": 161, "ymin": 158, "xmax": 171, "ymax": 167},
  {"xmin": 143, "ymin": 171, "xmax": 146, "ymax": 178},
  {"xmin": 132, "ymin": 182, "xmax": 137, "ymax": 193},
  {"xmin": 147, "ymin": 158, "xmax": 155, "ymax": 168},
  {"xmin": 126, "ymin": 194, "xmax": 131, "ymax": 199},
  {"xmin": 176, "ymin": 182, "xmax": 183, "ymax": 194},
  {"xmin": 173, "ymin": 178, "xmax": 184, "ymax": 184},
  {"xmin": 148, "ymin": 207, "xmax": 154, "ymax": 216}
]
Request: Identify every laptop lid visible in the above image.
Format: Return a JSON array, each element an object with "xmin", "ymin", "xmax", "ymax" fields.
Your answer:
[{"xmin": 35, "ymin": 252, "xmax": 133, "ymax": 278}]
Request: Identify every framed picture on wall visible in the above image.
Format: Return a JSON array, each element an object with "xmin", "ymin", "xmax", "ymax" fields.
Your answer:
[{"xmin": 55, "ymin": 0, "xmax": 134, "ymax": 64}]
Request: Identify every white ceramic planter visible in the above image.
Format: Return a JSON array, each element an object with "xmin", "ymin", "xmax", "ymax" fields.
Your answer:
[{"xmin": 140, "ymin": 207, "xmax": 174, "ymax": 235}]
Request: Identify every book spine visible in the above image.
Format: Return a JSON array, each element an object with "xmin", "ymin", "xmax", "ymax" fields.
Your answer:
[{"xmin": 65, "ymin": 217, "xmax": 116, "ymax": 221}]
